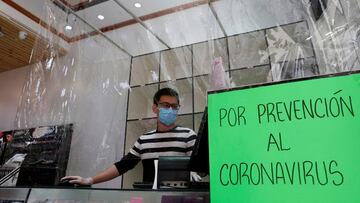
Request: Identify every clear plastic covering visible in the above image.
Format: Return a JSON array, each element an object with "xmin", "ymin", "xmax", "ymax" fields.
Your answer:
[{"xmin": 0, "ymin": 0, "xmax": 359, "ymax": 189}]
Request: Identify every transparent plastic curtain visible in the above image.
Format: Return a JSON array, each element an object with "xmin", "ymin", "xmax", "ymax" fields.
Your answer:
[
  {"xmin": 5, "ymin": 0, "xmax": 360, "ymax": 189},
  {"xmin": 9, "ymin": 0, "xmax": 130, "ymax": 188}
]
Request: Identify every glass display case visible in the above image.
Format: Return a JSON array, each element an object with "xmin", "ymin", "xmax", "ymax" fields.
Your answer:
[{"xmin": 0, "ymin": 187, "xmax": 209, "ymax": 203}]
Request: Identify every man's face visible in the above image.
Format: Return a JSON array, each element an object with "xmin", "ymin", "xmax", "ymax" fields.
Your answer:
[{"xmin": 152, "ymin": 95, "xmax": 179, "ymax": 115}]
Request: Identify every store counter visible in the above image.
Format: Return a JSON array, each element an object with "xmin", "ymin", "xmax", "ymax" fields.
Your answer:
[{"xmin": 0, "ymin": 187, "xmax": 209, "ymax": 203}]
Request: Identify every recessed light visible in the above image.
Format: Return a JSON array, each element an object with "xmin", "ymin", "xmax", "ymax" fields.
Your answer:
[
  {"xmin": 19, "ymin": 31, "xmax": 28, "ymax": 40},
  {"xmin": 134, "ymin": 2, "xmax": 142, "ymax": 8},
  {"xmin": 65, "ymin": 25, "xmax": 72, "ymax": 30},
  {"xmin": 97, "ymin": 15, "xmax": 104, "ymax": 20}
]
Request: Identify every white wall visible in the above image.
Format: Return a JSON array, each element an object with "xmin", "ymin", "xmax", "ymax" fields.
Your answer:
[{"xmin": 0, "ymin": 67, "xmax": 29, "ymax": 131}]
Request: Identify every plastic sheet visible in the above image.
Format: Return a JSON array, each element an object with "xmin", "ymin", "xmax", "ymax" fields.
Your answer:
[{"xmin": 0, "ymin": 0, "xmax": 359, "ymax": 189}]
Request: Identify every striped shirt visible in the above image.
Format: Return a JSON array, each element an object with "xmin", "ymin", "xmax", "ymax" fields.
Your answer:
[
  {"xmin": 114, "ymin": 126, "xmax": 197, "ymax": 182},
  {"xmin": 129, "ymin": 126, "xmax": 197, "ymax": 159}
]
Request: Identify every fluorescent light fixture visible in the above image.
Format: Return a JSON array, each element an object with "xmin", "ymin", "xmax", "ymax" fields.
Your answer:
[
  {"xmin": 134, "ymin": 2, "xmax": 142, "ymax": 8},
  {"xmin": 65, "ymin": 25, "xmax": 72, "ymax": 30},
  {"xmin": 97, "ymin": 15, "xmax": 105, "ymax": 20}
]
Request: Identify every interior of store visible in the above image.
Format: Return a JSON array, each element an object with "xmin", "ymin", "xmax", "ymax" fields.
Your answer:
[{"xmin": 0, "ymin": 0, "xmax": 359, "ymax": 192}]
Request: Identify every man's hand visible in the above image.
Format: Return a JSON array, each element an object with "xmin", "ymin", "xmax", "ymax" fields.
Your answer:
[
  {"xmin": 61, "ymin": 176, "xmax": 93, "ymax": 186},
  {"xmin": 190, "ymin": 171, "xmax": 202, "ymax": 182}
]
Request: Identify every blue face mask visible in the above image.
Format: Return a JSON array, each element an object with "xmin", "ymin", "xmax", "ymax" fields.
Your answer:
[{"xmin": 159, "ymin": 107, "xmax": 178, "ymax": 126}]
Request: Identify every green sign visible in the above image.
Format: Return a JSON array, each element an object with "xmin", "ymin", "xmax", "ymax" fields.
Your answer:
[{"xmin": 208, "ymin": 72, "xmax": 360, "ymax": 203}]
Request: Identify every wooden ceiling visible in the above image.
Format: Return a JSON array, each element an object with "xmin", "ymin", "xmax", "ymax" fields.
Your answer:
[{"xmin": 0, "ymin": 14, "xmax": 66, "ymax": 73}]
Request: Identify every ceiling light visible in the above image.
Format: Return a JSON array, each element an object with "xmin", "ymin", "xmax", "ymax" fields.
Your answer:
[
  {"xmin": 134, "ymin": 2, "xmax": 142, "ymax": 8},
  {"xmin": 65, "ymin": 25, "xmax": 72, "ymax": 30},
  {"xmin": 18, "ymin": 31, "xmax": 28, "ymax": 40},
  {"xmin": 97, "ymin": 15, "xmax": 105, "ymax": 20}
]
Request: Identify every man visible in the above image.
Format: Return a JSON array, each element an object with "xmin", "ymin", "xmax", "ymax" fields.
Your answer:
[{"xmin": 62, "ymin": 87, "xmax": 200, "ymax": 186}]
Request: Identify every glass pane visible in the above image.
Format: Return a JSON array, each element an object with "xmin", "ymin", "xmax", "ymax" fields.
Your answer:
[
  {"xmin": 160, "ymin": 46, "xmax": 192, "ymax": 81},
  {"xmin": 228, "ymin": 30, "xmax": 269, "ymax": 69},
  {"xmin": 267, "ymin": 21, "xmax": 314, "ymax": 63},
  {"xmin": 230, "ymin": 65, "xmax": 272, "ymax": 87},
  {"xmin": 131, "ymin": 53, "xmax": 160, "ymax": 86},
  {"xmin": 193, "ymin": 38, "xmax": 229, "ymax": 76},
  {"xmin": 176, "ymin": 114, "xmax": 194, "ymax": 131},
  {"xmin": 194, "ymin": 75, "xmax": 210, "ymax": 113},
  {"xmin": 128, "ymin": 84, "xmax": 158, "ymax": 119},
  {"xmin": 271, "ymin": 57, "xmax": 319, "ymax": 81},
  {"xmin": 194, "ymin": 112, "xmax": 204, "ymax": 133}
]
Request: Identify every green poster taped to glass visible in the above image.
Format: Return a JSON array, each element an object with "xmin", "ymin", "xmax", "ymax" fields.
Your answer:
[{"xmin": 208, "ymin": 72, "xmax": 360, "ymax": 203}]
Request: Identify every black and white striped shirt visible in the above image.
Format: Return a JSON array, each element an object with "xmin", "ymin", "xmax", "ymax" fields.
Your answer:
[
  {"xmin": 114, "ymin": 126, "xmax": 197, "ymax": 182},
  {"xmin": 130, "ymin": 126, "xmax": 197, "ymax": 159}
]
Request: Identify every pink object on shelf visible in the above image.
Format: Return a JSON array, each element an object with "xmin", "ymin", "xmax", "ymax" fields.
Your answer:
[
  {"xmin": 130, "ymin": 197, "xmax": 143, "ymax": 203},
  {"xmin": 209, "ymin": 57, "xmax": 230, "ymax": 91}
]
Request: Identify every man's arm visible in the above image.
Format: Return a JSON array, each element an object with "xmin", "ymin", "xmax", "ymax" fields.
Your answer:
[
  {"xmin": 61, "ymin": 153, "xmax": 141, "ymax": 185},
  {"xmin": 91, "ymin": 165, "xmax": 119, "ymax": 184}
]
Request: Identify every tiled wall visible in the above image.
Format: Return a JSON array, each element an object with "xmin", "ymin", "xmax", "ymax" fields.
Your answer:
[{"xmin": 122, "ymin": 20, "xmax": 318, "ymax": 188}]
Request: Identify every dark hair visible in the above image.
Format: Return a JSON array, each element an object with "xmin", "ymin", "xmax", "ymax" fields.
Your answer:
[{"xmin": 153, "ymin": 88, "xmax": 179, "ymax": 105}]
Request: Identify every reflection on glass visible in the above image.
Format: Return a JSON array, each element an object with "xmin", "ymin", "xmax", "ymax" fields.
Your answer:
[
  {"xmin": 193, "ymin": 75, "xmax": 210, "ymax": 113},
  {"xmin": 271, "ymin": 57, "xmax": 319, "ymax": 81},
  {"xmin": 128, "ymin": 84, "xmax": 158, "ymax": 119},
  {"xmin": 160, "ymin": 47, "xmax": 192, "ymax": 81},
  {"xmin": 194, "ymin": 113, "xmax": 204, "ymax": 133},
  {"xmin": 230, "ymin": 65, "xmax": 272, "ymax": 87},
  {"xmin": 228, "ymin": 30, "xmax": 269, "ymax": 69},
  {"xmin": 267, "ymin": 22, "xmax": 314, "ymax": 63},
  {"xmin": 193, "ymin": 38, "xmax": 229, "ymax": 76},
  {"xmin": 131, "ymin": 53, "xmax": 160, "ymax": 86}
]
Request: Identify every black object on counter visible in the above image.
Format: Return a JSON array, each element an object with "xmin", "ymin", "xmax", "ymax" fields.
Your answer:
[{"xmin": 1, "ymin": 124, "xmax": 73, "ymax": 186}]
